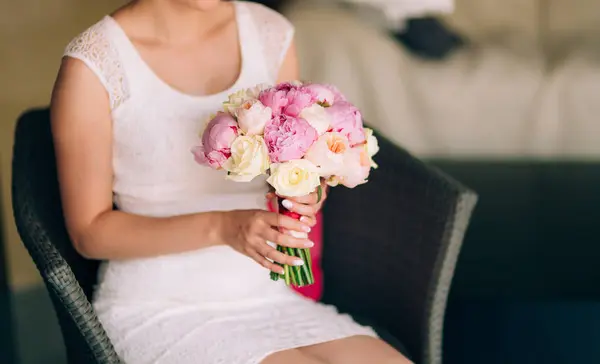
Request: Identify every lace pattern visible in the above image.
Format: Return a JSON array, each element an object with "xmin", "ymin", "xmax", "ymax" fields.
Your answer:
[
  {"xmin": 64, "ymin": 19, "xmax": 129, "ymax": 110},
  {"xmin": 245, "ymin": 2, "xmax": 295, "ymax": 82}
]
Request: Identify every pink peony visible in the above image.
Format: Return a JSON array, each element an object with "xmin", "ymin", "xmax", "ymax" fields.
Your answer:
[
  {"xmin": 283, "ymin": 88, "xmax": 315, "ymax": 117},
  {"xmin": 259, "ymin": 89, "xmax": 289, "ymax": 115},
  {"xmin": 303, "ymin": 83, "xmax": 347, "ymax": 106},
  {"xmin": 260, "ymin": 85, "xmax": 315, "ymax": 117},
  {"xmin": 192, "ymin": 112, "xmax": 239, "ymax": 169},
  {"xmin": 263, "ymin": 114, "xmax": 318, "ymax": 163},
  {"xmin": 274, "ymin": 81, "xmax": 301, "ymax": 92},
  {"xmin": 326, "ymin": 101, "xmax": 366, "ymax": 146}
]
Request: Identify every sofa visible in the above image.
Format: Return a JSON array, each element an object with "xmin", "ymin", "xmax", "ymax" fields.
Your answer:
[{"xmin": 285, "ymin": 0, "xmax": 600, "ymax": 159}]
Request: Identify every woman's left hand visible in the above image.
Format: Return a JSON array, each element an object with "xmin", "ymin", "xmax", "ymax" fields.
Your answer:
[{"xmin": 267, "ymin": 179, "xmax": 328, "ymax": 227}]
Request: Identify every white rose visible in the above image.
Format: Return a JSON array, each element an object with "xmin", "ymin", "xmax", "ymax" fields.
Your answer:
[
  {"xmin": 222, "ymin": 89, "xmax": 250, "ymax": 114},
  {"xmin": 299, "ymin": 104, "xmax": 331, "ymax": 135},
  {"xmin": 246, "ymin": 83, "xmax": 271, "ymax": 99},
  {"xmin": 364, "ymin": 128, "xmax": 379, "ymax": 168},
  {"xmin": 325, "ymin": 175, "xmax": 341, "ymax": 187},
  {"xmin": 304, "ymin": 132, "xmax": 349, "ymax": 177},
  {"xmin": 267, "ymin": 159, "xmax": 321, "ymax": 197},
  {"xmin": 337, "ymin": 147, "xmax": 370, "ymax": 188},
  {"xmin": 223, "ymin": 135, "xmax": 270, "ymax": 182},
  {"xmin": 236, "ymin": 100, "xmax": 272, "ymax": 136}
]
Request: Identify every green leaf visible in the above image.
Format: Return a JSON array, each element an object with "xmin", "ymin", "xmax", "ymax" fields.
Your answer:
[{"xmin": 317, "ymin": 185, "xmax": 323, "ymax": 203}]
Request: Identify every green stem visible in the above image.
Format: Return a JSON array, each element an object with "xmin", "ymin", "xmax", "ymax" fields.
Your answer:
[
  {"xmin": 271, "ymin": 245, "xmax": 285, "ymax": 281},
  {"xmin": 270, "ymin": 271, "xmax": 279, "ymax": 281},
  {"xmin": 306, "ymin": 249, "xmax": 314, "ymax": 283},
  {"xmin": 284, "ymin": 264, "xmax": 291, "ymax": 286},
  {"xmin": 297, "ymin": 248, "xmax": 313, "ymax": 285},
  {"xmin": 290, "ymin": 267, "xmax": 297, "ymax": 286},
  {"xmin": 286, "ymin": 247, "xmax": 304, "ymax": 286},
  {"xmin": 305, "ymin": 248, "xmax": 313, "ymax": 272}
]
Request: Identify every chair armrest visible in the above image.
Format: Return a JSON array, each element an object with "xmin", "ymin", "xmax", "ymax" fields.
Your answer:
[
  {"xmin": 12, "ymin": 188, "xmax": 119, "ymax": 363},
  {"xmin": 47, "ymin": 265, "xmax": 122, "ymax": 364},
  {"xmin": 321, "ymin": 132, "xmax": 477, "ymax": 364},
  {"xmin": 12, "ymin": 108, "xmax": 120, "ymax": 363}
]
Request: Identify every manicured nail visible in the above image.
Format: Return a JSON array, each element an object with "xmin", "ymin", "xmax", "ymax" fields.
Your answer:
[
  {"xmin": 300, "ymin": 216, "xmax": 309, "ymax": 223},
  {"xmin": 303, "ymin": 225, "xmax": 311, "ymax": 233},
  {"xmin": 304, "ymin": 241, "xmax": 315, "ymax": 248},
  {"xmin": 282, "ymin": 199, "xmax": 293, "ymax": 209},
  {"xmin": 293, "ymin": 260, "xmax": 304, "ymax": 266}
]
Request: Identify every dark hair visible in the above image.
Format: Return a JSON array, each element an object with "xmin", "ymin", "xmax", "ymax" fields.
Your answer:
[{"xmin": 246, "ymin": 0, "xmax": 288, "ymax": 11}]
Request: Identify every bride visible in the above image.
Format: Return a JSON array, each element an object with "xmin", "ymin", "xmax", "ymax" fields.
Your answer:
[{"xmin": 50, "ymin": 0, "xmax": 411, "ymax": 363}]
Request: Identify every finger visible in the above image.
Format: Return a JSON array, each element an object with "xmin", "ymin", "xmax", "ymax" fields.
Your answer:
[
  {"xmin": 280, "ymin": 199, "xmax": 317, "ymax": 218},
  {"xmin": 248, "ymin": 250, "xmax": 285, "ymax": 274},
  {"xmin": 259, "ymin": 243, "xmax": 305, "ymax": 267},
  {"xmin": 299, "ymin": 215, "xmax": 317, "ymax": 227},
  {"xmin": 261, "ymin": 228, "xmax": 314, "ymax": 249},
  {"xmin": 261, "ymin": 211, "xmax": 311, "ymax": 234}
]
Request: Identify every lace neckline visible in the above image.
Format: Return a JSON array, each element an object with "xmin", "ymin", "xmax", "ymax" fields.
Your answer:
[{"xmin": 104, "ymin": 1, "xmax": 246, "ymax": 101}]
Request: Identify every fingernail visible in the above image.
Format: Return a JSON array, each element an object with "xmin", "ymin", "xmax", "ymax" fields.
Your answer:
[
  {"xmin": 300, "ymin": 216, "xmax": 309, "ymax": 223},
  {"xmin": 293, "ymin": 260, "xmax": 304, "ymax": 266},
  {"xmin": 303, "ymin": 225, "xmax": 311, "ymax": 233},
  {"xmin": 304, "ymin": 241, "xmax": 314, "ymax": 248},
  {"xmin": 282, "ymin": 199, "xmax": 293, "ymax": 209}
]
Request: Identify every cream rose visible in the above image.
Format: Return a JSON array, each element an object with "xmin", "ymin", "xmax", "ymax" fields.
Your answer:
[
  {"xmin": 304, "ymin": 132, "xmax": 349, "ymax": 177},
  {"xmin": 267, "ymin": 159, "xmax": 321, "ymax": 197},
  {"xmin": 236, "ymin": 100, "xmax": 272, "ymax": 135},
  {"xmin": 364, "ymin": 128, "xmax": 379, "ymax": 168},
  {"xmin": 299, "ymin": 104, "xmax": 331, "ymax": 135},
  {"xmin": 246, "ymin": 83, "xmax": 271, "ymax": 99},
  {"xmin": 222, "ymin": 89, "xmax": 250, "ymax": 114},
  {"xmin": 223, "ymin": 135, "xmax": 270, "ymax": 182}
]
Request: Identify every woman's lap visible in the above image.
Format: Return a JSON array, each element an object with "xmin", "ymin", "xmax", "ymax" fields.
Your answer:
[
  {"xmin": 262, "ymin": 335, "xmax": 412, "ymax": 364},
  {"xmin": 96, "ymin": 298, "xmax": 383, "ymax": 364}
]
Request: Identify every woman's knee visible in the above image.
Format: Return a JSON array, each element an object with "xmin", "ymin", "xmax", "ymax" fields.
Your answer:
[{"xmin": 261, "ymin": 348, "xmax": 326, "ymax": 364}]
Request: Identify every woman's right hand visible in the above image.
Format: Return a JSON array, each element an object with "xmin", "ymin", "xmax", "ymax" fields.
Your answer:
[{"xmin": 218, "ymin": 210, "xmax": 314, "ymax": 274}]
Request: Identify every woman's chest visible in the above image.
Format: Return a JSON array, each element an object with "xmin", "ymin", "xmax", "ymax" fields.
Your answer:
[{"xmin": 133, "ymin": 39, "xmax": 242, "ymax": 97}]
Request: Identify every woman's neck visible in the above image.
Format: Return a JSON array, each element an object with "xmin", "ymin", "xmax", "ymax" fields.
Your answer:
[{"xmin": 126, "ymin": 0, "xmax": 229, "ymax": 45}]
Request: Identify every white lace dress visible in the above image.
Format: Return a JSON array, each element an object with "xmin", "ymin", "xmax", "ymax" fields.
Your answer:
[{"xmin": 63, "ymin": 2, "xmax": 377, "ymax": 363}]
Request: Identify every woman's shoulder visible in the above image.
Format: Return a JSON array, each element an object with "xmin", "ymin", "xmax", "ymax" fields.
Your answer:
[
  {"xmin": 237, "ymin": 2, "xmax": 295, "ymax": 82},
  {"xmin": 239, "ymin": 1, "xmax": 294, "ymax": 34},
  {"xmin": 62, "ymin": 16, "xmax": 129, "ymax": 110},
  {"xmin": 63, "ymin": 17, "xmax": 115, "ymax": 57}
]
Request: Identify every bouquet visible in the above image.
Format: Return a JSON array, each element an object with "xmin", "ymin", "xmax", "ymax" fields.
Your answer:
[{"xmin": 192, "ymin": 81, "xmax": 379, "ymax": 287}]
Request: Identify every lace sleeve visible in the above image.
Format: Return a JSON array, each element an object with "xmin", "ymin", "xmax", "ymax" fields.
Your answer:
[
  {"xmin": 63, "ymin": 19, "xmax": 129, "ymax": 110},
  {"xmin": 245, "ymin": 2, "xmax": 295, "ymax": 82}
]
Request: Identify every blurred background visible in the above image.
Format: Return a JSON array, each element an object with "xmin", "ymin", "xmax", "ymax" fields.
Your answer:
[{"xmin": 2, "ymin": 0, "xmax": 600, "ymax": 363}]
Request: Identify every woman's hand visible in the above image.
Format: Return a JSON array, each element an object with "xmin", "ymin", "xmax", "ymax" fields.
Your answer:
[
  {"xmin": 268, "ymin": 179, "xmax": 328, "ymax": 227},
  {"xmin": 219, "ymin": 210, "xmax": 314, "ymax": 274}
]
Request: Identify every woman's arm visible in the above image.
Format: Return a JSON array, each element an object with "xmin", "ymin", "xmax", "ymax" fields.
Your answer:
[
  {"xmin": 277, "ymin": 40, "xmax": 300, "ymax": 83},
  {"xmin": 51, "ymin": 58, "xmax": 228, "ymax": 260},
  {"xmin": 51, "ymin": 58, "xmax": 310, "ymax": 263}
]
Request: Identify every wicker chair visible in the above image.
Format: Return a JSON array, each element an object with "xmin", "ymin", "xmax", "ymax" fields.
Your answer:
[{"xmin": 12, "ymin": 108, "xmax": 477, "ymax": 364}]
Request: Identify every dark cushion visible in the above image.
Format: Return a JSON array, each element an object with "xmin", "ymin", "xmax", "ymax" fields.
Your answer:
[{"xmin": 393, "ymin": 17, "xmax": 465, "ymax": 60}]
